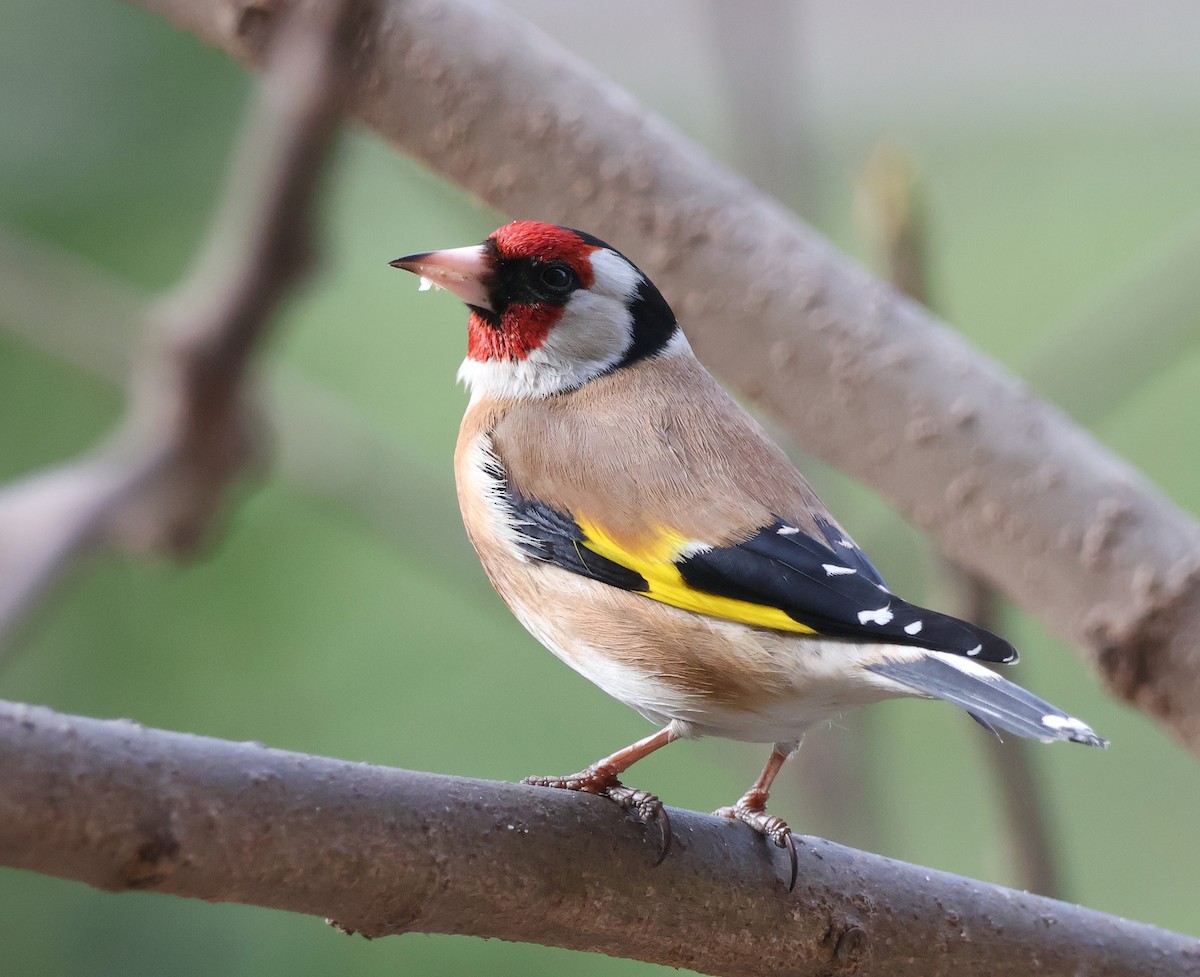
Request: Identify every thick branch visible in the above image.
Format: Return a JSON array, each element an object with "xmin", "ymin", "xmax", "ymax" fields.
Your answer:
[
  {"xmin": 0, "ymin": 699, "xmax": 1195, "ymax": 977},
  {"xmin": 131, "ymin": 0, "xmax": 1200, "ymax": 753}
]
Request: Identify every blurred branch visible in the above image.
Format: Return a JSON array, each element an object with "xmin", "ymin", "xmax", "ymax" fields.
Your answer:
[
  {"xmin": 857, "ymin": 144, "xmax": 1062, "ymax": 898},
  {"xmin": 0, "ymin": 0, "xmax": 369, "ymax": 644},
  {"xmin": 699, "ymin": 0, "xmax": 810, "ymax": 213},
  {"xmin": 2, "ymin": 699, "xmax": 1196, "ymax": 977},
  {"xmin": 129, "ymin": 0, "xmax": 1200, "ymax": 755},
  {"xmin": 853, "ymin": 145, "xmax": 930, "ymax": 303},
  {"xmin": 0, "ymin": 230, "xmax": 139, "ymax": 380},
  {"xmin": 0, "ymin": 226, "xmax": 480, "ymax": 598}
]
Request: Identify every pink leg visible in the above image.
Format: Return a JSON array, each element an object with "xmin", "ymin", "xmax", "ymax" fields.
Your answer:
[
  {"xmin": 523, "ymin": 726, "xmax": 679, "ymax": 862},
  {"xmin": 715, "ymin": 745, "xmax": 799, "ymax": 890}
]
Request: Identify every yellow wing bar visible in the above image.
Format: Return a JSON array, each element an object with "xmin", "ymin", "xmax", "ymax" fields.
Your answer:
[{"xmin": 575, "ymin": 517, "xmax": 817, "ymax": 635}]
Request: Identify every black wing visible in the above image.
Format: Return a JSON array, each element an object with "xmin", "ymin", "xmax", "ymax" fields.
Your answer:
[
  {"xmin": 494, "ymin": 455, "xmax": 1015, "ymax": 665},
  {"xmin": 676, "ymin": 517, "xmax": 1017, "ymax": 663}
]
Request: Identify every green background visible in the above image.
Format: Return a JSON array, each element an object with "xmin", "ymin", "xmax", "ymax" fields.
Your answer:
[{"xmin": 1, "ymin": 1, "xmax": 1198, "ymax": 974}]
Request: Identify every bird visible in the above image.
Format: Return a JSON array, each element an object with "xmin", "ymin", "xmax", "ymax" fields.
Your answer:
[{"xmin": 390, "ymin": 220, "xmax": 1105, "ymax": 888}]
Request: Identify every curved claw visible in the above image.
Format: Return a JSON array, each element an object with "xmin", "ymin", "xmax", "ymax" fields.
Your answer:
[
  {"xmin": 652, "ymin": 803, "xmax": 672, "ymax": 866},
  {"xmin": 523, "ymin": 771, "xmax": 672, "ymax": 867},
  {"xmin": 761, "ymin": 818, "xmax": 798, "ymax": 891},
  {"xmin": 718, "ymin": 798, "xmax": 800, "ymax": 890},
  {"xmin": 783, "ymin": 830, "xmax": 798, "ymax": 892},
  {"xmin": 605, "ymin": 783, "xmax": 672, "ymax": 864},
  {"xmin": 762, "ymin": 815, "xmax": 799, "ymax": 891}
]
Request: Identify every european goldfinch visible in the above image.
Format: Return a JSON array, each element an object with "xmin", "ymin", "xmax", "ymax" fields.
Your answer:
[{"xmin": 391, "ymin": 221, "xmax": 1105, "ymax": 887}]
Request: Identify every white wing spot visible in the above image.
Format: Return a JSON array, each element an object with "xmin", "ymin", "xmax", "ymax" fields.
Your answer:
[
  {"xmin": 822, "ymin": 563, "xmax": 856, "ymax": 576},
  {"xmin": 777, "ymin": 525, "xmax": 800, "ymax": 536},
  {"xmin": 966, "ymin": 644, "xmax": 982, "ymax": 657},
  {"xmin": 904, "ymin": 620, "xmax": 924, "ymax": 635},
  {"xmin": 858, "ymin": 605, "xmax": 894, "ymax": 626},
  {"xmin": 836, "ymin": 537, "xmax": 854, "ymax": 548},
  {"xmin": 876, "ymin": 583, "xmax": 890, "ymax": 593}
]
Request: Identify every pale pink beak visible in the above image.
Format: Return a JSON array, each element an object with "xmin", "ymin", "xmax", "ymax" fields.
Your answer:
[{"xmin": 389, "ymin": 244, "xmax": 493, "ymax": 311}]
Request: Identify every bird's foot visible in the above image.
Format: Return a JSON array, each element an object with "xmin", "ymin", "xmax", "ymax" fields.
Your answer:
[
  {"xmin": 715, "ymin": 789, "xmax": 799, "ymax": 891},
  {"xmin": 522, "ymin": 766, "xmax": 672, "ymax": 864}
]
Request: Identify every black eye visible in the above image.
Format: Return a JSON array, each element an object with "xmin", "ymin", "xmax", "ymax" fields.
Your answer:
[{"xmin": 537, "ymin": 261, "xmax": 576, "ymax": 294}]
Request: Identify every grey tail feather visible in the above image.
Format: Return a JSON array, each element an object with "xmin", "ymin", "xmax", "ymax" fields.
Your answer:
[
  {"xmin": 868, "ymin": 653, "xmax": 1108, "ymax": 748},
  {"xmin": 967, "ymin": 711, "xmax": 1002, "ymax": 741}
]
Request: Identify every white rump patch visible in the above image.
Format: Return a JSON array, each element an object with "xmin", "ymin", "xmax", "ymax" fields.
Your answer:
[
  {"xmin": 822, "ymin": 563, "xmax": 856, "ymax": 576},
  {"xmin": 777, "ymin": 525, "xmax": 800, "ymax": 536},
  {"xmin": 903, "ymin": 620, "xmax": 923, "ymax": 635},
  {"xmin": 857, "ymin": 605, "xmax": 894, "ymax": 626}
]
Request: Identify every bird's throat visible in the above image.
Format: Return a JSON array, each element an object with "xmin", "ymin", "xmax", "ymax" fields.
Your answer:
[{"xmin": 466, "ymin": 305, "xmax": 562, "ymax": 361}]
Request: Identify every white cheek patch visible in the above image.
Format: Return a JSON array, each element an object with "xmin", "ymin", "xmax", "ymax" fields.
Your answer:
[
  {"xmin": 458, "ymin": 248, "xmax": 643, "ymax": 400},
  {"xmin": 543, "ymin": 288, "xmax": 633, "ymax": 367},
  {"xmin": 529, "ymin": 247, "xmax": 645, "ymax": 378},
  {"xmin": 457, "ymin": 247, "xmax": 687, "ymax": 401}
]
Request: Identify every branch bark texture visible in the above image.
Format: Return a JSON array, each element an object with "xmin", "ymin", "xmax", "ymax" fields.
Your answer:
[
  {"xmin": 1, "ymin": 700, "xmax": 1196, "ymax": 977},
  {"xmin": 132, "ymin": 0, "xmax": 1200, "ymax": 754}
]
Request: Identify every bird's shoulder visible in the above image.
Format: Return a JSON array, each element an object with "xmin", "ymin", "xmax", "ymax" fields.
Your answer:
[{"xmin": 471, "ymin": 351, "xmax": 829, "ymax": 548}]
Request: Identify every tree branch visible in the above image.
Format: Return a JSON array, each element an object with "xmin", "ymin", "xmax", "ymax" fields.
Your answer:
[
  {"xmin": 129, "ymin": 0, "xmax": 1200, "ymax": 754},
  {"xmin": 0, "ymin": 699, "xmax": 1195, "ymax": 977},
  {"xmin": 0, "ymin": 0, "xmax": 367, "ymax": 645}
]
